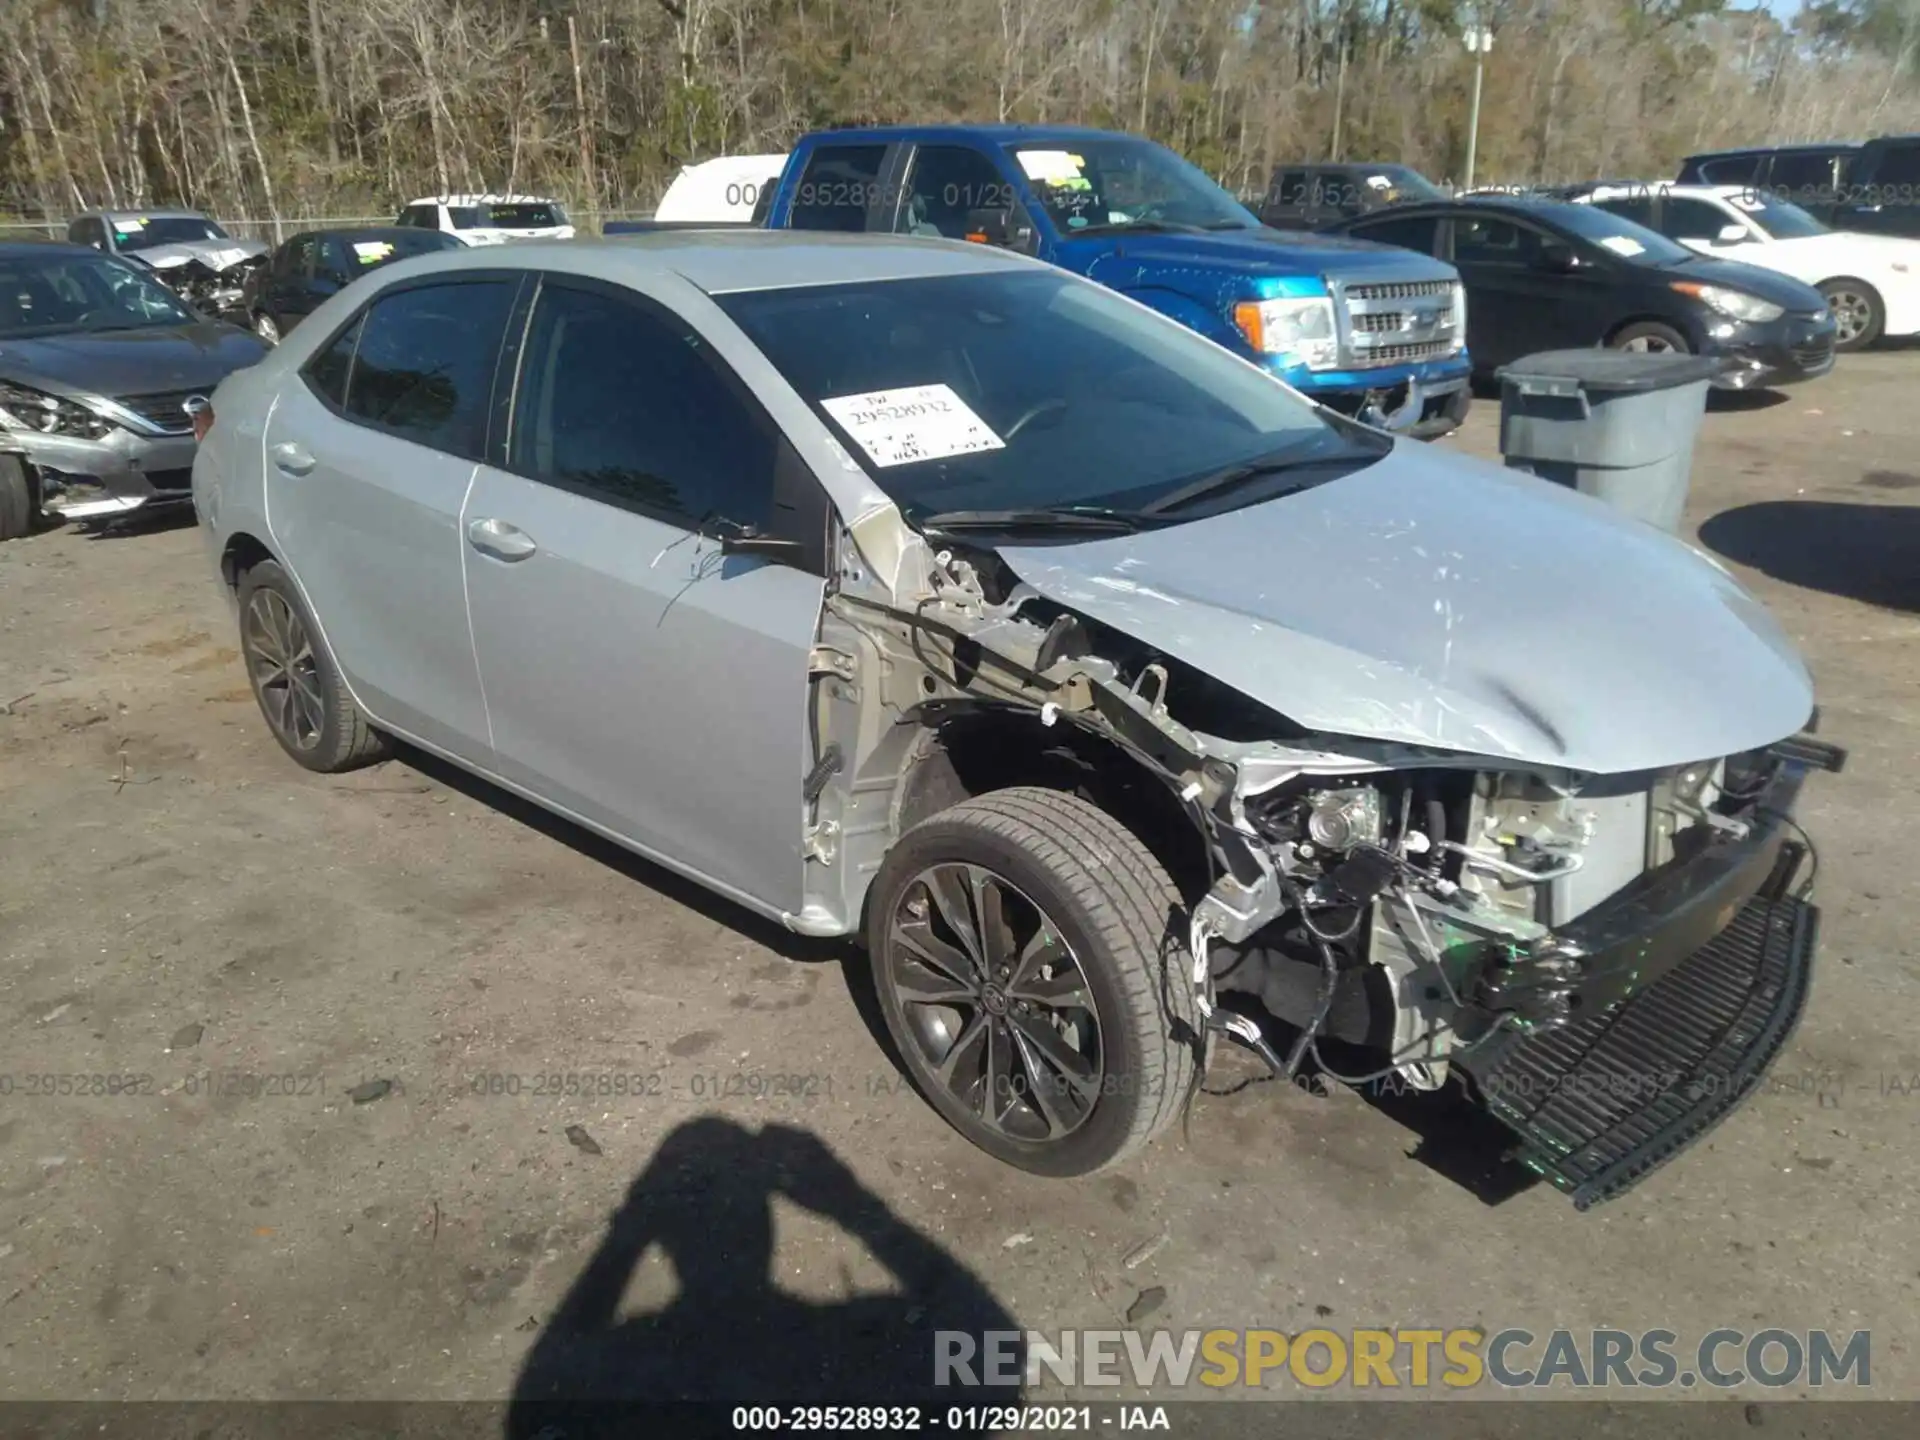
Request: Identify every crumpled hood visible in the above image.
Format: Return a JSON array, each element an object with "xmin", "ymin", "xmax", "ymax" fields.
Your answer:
[
  {"xmin": 0, "ymin": 325, "xmax": 269, "ymax": 399},
  {"xmin": 997, "ymin": 442, "xmax": 1814, "ymax": 775},
  {"xmin": 1071, "ymin": 225, "xmax": 1458, "ymax": 286},
  {"xmin": 134, "ymin": 238, "xmax": 267, "ymax": 272}
]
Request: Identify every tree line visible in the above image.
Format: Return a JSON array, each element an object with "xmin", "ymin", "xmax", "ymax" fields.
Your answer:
[{"xmin": 1, "ymin": 0, "xmax": 1917, "ymax": 232}]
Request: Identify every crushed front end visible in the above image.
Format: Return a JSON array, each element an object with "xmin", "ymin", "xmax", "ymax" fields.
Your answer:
[{"xmin": 1197, "ymin": 732, "xmax": 1843, "ymax": 1208}]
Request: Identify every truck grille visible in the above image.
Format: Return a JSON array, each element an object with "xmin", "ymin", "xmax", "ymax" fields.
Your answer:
[
  {"xmin": 113, "ymin": 390, "xmax": 204, "ymax": 434},
  {"xmin": 1344, "ymin": 279, "xmax": 1455, "ymax": 303},
  {"xmin": 1334, "ymin": 278, "xmax": 1463, "ymax": 370}
]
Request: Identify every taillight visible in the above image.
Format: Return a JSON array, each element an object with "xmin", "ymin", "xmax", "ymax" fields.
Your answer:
[{"xmin": 185, "ymin": 396, "xmax": 214, "ymax": 442}]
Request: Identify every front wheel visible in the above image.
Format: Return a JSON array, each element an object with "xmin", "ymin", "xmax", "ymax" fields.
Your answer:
[
  {"xmin": 0, "ymin": 453, "xmax": 34, "ymax": 542},
  {"xmin": 866, "ymin": 787, "xmax": 1199, "ymax": 1177},
  {"xmin": 1609, "ymin": 320, "xmax": 1691, "ymax": 355},
  {"xmin": 1819, "ymin": 278, "xmax": 1883, "ymax": 351}
]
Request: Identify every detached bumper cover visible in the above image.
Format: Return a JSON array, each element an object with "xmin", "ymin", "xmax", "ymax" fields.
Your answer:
[{"xmin": 1456, "ymin": 747, "xmax": 1836, "ymax": 1207}]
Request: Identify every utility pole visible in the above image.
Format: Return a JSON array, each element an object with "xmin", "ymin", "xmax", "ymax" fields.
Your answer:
[{"xmin": 1462, "ymin": 23, "xmax": 1494, "ymax": 191}]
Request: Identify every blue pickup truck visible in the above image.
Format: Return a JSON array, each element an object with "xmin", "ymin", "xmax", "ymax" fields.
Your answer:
[{"xmin": 737, "ymin": 125, "xmax": 1472, "ymax": 437}]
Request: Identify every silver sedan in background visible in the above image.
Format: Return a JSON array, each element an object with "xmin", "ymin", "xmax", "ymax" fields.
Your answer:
[{"xmin": 191, "ymin": 232, "xmax": 1837, "ymax": 1205}]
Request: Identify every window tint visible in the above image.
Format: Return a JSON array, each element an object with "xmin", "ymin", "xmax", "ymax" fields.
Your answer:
[
  {"xmin": 1594, "ymin": 195, "xmax": 1653, "ymax": 228},
  {"xmin": 1768, "ymin": 152, "xmax": 1838, "ymax": 196},
  {"xmin": 340, "ymin": 280, "xmax": 516, "ymax": 459},
  {"xmin": 1272, "ymin": 169, "xmax": 1312, "ymax": 206},
  {"xmin": 1698, "ymin": 155, "xmax": 1764, "ymax": 185},
  {"xmin": 286, "ymin": 235, "xmax": 319, "ymax": 276},
  {"xmin": 305, "ymin": 315, "xmax": 362, "ymax": 409},
  {"xmin": 1659, "ymin": 197, "xmax": 1733, "ymax": 241},
  {"xmin": 446, "ymin": 206, "xmax": 484, "ymax": 230},
  {"xmin": 897, "ymin": 146, "xmax": 1016, "ymax": 239},
  {"xmin": 1349, "ymin": 214, "xmax": 1439, "ymax": 252},
  {"xmin": 788, "ymin": 145, "xmax": 890, "ymax": 232},
  {"xmin": 1872, "ymin": 142, "xmax": 1920, "ymax": 187},
  {"xmin": 1451, "ymin": 215, "xmax": 1546, "ymax": 265},
  {"xmin": 510, "ymin": 282, "xmax": 774, "ymax": 531}
]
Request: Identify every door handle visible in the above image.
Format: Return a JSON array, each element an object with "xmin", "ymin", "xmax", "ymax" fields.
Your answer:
[
  {"xmin": 270, "ymin": 441, "xmax": 315, "ymax": 475},
  {"xmin": 466, "ymin": 516, "xmax": 537, "ymax": 561}
]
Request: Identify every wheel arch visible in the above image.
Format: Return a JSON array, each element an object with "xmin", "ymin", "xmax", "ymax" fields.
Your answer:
[{"xmin": 220, "ymin": 530, "xmax": 278, "ymax": 592}]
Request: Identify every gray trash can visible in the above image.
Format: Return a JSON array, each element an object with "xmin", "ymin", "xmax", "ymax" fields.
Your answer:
[{"xmin": 1496, "ymin": 349, "xmax": 1724, "ymax": 532}]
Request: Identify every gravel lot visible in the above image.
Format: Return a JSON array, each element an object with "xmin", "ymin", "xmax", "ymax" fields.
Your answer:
[{"xmin": 2, "ymin": 356, "xmax": 1917, "ymax": 1414}]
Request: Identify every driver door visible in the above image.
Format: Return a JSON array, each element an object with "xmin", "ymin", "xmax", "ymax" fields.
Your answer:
[{"xmin": 1445, "ymin": 211, "xmax": 1608, "ymax": 367}]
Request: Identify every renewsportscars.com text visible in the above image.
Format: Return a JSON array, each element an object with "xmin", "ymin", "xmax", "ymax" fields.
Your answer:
[{"xmin": 934, "ymin": 1327, "xmax": 1871, "ymax": 1390}]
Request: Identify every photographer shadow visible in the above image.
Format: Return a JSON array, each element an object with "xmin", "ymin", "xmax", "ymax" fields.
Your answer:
[{"xmin": 505, "ymin": 1117, "xmax": 1022, "ymax": 1439}]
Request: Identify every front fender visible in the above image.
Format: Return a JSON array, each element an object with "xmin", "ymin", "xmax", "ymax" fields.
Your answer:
[{"xmin": 1105, "ymin": 285, "xmax": 1247, "ymax": 353}]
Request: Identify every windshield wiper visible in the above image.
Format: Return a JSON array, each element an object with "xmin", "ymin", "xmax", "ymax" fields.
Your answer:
[
  {"xmin": 1138, "ymin": 441, "xmax": 1363, "ymax": 517},
  {"xmin": 1202, "ymin": 220, "xmax": 1259, "ymax": 231},
  {"xmin": 918, "ymin": 506, "xmax": 1144, "ymax": 535},
  {"xmin": 1069, "ymin": 220, "xmax": 1208, "ymax": 237}
]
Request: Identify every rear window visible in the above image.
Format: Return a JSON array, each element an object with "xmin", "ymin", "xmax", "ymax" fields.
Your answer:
[
  {"xmin": 1696, "ymin": 155, "xmax": 1764, "ymax": 186},
  {"xmin": 788, "ymin": 145, "xmax": 891, "ymax": 232},
  {"xmin": 481, "ymin": 202, "xmax": 567, "ymax": 229}
]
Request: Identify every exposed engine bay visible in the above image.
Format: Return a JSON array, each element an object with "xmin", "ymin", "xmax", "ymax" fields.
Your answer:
[
  {"xmin": 134, "ymin": 252, "xmax": 264, "ymax": 322},
  {"xmin": 805, "ymin": 510, "xmax": 1844, "ymax": 1202}
]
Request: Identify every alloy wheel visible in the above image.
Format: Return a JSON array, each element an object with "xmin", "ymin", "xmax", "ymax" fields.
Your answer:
[
  {"xmin": 884, "ymin": 862, "xmax": 1104, "ymax": 1144},
  {"xmin": 1621, "ymin": 333, "xmax": 1677, "ymax": 354},
  {"xmin": 1826, "ymin": 290, "xmax": 1871, "ymax": 346},
  {"xmin": 243, "ymin": 588, "xmax": 324, "ymax": 751}
]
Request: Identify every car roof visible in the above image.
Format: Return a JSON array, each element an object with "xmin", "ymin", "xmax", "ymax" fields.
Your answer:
[
  {"xmin": 81, "ymin": 208, "xmax": 213, "ymax": 222},
  {"xmin": 798, "ymin": 123, "xmax": 1143, "ymax": 147},
  {"xmin": 1582, "ymin": 182, "xmax": 1733, "ymax": 202},
  {"xmin": 0, "ymin": 240, "xmax": 100, "ymax": 259},
  {"xmin": 1682, "ymin": 142, "xmax": 1861, "ymax": 161},
  {"xmin": 403, "ymin": 194, "xmax": 561, "ymax": 206},
  {"xmin": 291, "ymin": 225, "xmax": 455, "ymax": 244},
  {"xmin": 368, "ymin": 228, "xmax": 1038, "ymax": 294}
]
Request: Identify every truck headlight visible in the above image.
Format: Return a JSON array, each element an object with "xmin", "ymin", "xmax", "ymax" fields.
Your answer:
[
  {"xmin": 1451, "ymin": 281, "xmax": 1468, "ymax": 353},
  {"xmin": 1671, "ymin": 281, "xmax": 1782, "ymax": 324},
  {"xmin": 0, "ymin": 382, "xmax": 114, "ymax": 440},
  {"xmin": 1233, "ymin": 296, "xmax": 1339, "ymax": 369}
]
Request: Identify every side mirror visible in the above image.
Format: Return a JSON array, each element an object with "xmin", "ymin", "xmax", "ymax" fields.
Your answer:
[
  {"xmin": 963, "ymin": 207, "xmax": 1035, "ymax": 253},
  {"xmin": 1716, "ymin": 223, "xmax": 1749, "ymax": 243}
]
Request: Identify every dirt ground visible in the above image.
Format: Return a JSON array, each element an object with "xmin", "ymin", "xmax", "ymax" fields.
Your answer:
[{"xmin": 2, "ymin": 355, "xmax": 1918, "ymax": 1418}]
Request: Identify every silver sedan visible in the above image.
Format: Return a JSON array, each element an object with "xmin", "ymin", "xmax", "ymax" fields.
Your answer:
[{"xmin": 191, "ymin": 232, "xmax": 1835, "ymax": 1200}]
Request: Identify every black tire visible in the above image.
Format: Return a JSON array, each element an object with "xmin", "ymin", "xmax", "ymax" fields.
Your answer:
[
  {"xmin": 1818, "ymin": 277, "xmax": 1884, "ymax": 352},
  {"xmin": 1608, "ymin": 320, "xmax": 1691, "ymax": 355},
  {"xmin": 234, "ymin": 558, "xmax": 390, "ymax": 773},
  {"xmin": 865, "ymin": 786, "xmax": 1199, "ymax": 1177},
  {"xmin": 0, "ymin": 453, "xmax": 32, "ymax": 542}
]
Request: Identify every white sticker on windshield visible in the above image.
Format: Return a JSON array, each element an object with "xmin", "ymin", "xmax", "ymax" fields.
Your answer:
[
  {"xmin": 115, "ymin": 217, "xmax": 146, "ymax": 232},
  {"xmin": 820, "ymin": 384, "xmax": 1006, "ymax": 469},
  {"xmin": 1015, "ymin": 150, "xmax": 1085, "ymax": 184},
  {"xmin": 1366, "ymin": 174, "xmax": 1393, "ymax": 190},
  {"xmin": 1597, "ymin": 235, "xmax": 1645, "ymax": 257},
  {"xmin": 352, "ymin": 240, "xmax": 395, "ymax": 262}
]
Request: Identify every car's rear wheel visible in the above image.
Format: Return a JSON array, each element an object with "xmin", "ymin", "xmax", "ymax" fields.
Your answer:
[
  {"xmin": 235, "ymin": 559, "xmax": 390, "ymax": 773},
  {"xmin": 0, "ymin": 453, "xmax": 33, "ymax": 542},
  {"xmin": 1609, "ymin": 320, "xmax": 1691, "ymax": 355},
  {"xmin": 866, "ymin": 787, "xmax": 1198, "ymax": 1177},
  {"xmin": 252, "ymin": 311, "xmax": 281, "ymax": 344},
  {"xmin": 1818, "ymin": 278, "xmax": 1883, "ymax": 351}
]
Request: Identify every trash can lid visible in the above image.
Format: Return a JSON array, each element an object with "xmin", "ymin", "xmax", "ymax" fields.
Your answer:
[{"xmin": 1496, "ymin": 348, "xmax": 1725, "ymax": 392}]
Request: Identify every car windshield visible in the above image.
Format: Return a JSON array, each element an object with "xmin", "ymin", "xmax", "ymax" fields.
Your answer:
[
  {"xmin": 1539, "ymin": 201, "xmax": 1695, "ymax": 265},
  {"xmin": 109, "ymin": 215, "xmax": 230, "ymax": 252},
  {"xmin": 1005, "ymin": 138, "xmax": 1258, "ymax": 235},
  {"xmin": 341, "ymin": 230, "xmax": 465, "ymax": 268},
  {"xmin": 449, "ymin": 202, "xmax": 566, "ymax": 230},
  {"xmin": 0, "ymin": 249, "xmax": 198, "ymax": 337},
  {"xmin": 1728, "ymin": 194, "xmax": 1829, "ymax": 240},
  {"xmin": 715, "ymin": 269, "xmax": 1383, "ymax": 526},
  {"xmin": 1354, "ymin": 165, "xmax": 1446, "ymax": 204}
]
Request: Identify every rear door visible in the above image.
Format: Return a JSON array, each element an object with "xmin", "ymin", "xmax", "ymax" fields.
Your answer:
[
  {"xmin": 460, "ymin": 274, "xmax": 826, "ymax": 914},
  {"xmin": 263, "ymin": 273, "xmax": 522, "ymax": 760},
  {"xmin": 267, "ymin": 235, "xmax": 317, "ymax": 323}
]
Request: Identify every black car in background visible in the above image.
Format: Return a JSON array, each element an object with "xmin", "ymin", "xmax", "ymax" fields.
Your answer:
[
  {"xmin": 239, "ymin": 226, "xmax": 465, "ymax": 343},
  {"xmin": 1676, "ymin": 136, "xmax": 1920, "ymax": 239},
  {"xmin": 1323, "ymin": 197, "xmax": 1838, "ymax": 390},
  {"xmin": 1257, "ymin": 162, "xmax": 1446, "ymax": 229}
]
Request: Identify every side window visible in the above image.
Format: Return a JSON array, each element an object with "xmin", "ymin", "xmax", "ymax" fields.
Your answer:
[
  {"xmin": 1272, "ymin": 169, "xmax": 1312, "ymax": 206},
  {"xmin": 1768, "ymin": 152, "xmax": 1837, "ymax": 200},
  {"xmin": 70, "ymin": 218, "xmax": 103, "ymax": 248},
  {"xmin": 788, "ymin": 144, "xmax": 890, "ymax": 232},
  {"xmin": 340, "ymin": 280, "xmax": 517, "ymax": 460},
  {"xmin": 896, "ymin": 145, "xmax": 1016, "ymax": 239},
  {"xmin": 304, "ymin": 315, "xmax": 362, "ymax": 410},
  {"xmin": 1451, "ymin": 215, "xmax": 1545, "ymax": 265},
  {"xmin": 1348, "ymin": 214, "xmax": 1439, "ymax": 253},
  {"xmin": 1659, "ymin": 198, "xmax": 1733, "ymax": 243},
  {"xmin": 286, "ymin": 236, "xmax": 319, "ymax": 276},
  {"xmin": 1870, "ymin": 142, "xmax": 1920, "ymax": 188},
  {"xmin": 1698, "ymin": 155, "xmax": 1763, "ymax": 186},
  {"xmin": 509, "ymin": 281, "xmax": 775, "ymax": 532}
]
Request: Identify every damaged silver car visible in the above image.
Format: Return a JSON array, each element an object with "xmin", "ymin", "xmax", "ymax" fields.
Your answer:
[
  {"xmin": 68, "ymin": 209, "xmax": 268, "ymax": 322},
  {"xmin": 192, "ymin": 234, "xmax": 1842, "ymax": 1207}
]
